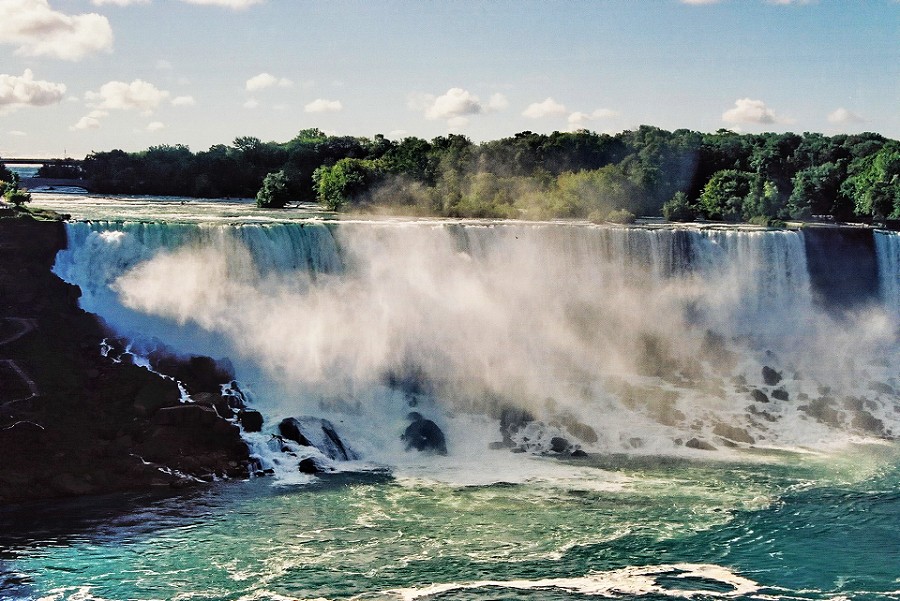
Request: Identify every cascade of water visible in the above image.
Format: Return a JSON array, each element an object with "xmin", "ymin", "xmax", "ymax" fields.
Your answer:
[
  {"xmin": 875, "ymin": 230, "xmax": 900, "ymax": 316},
  {"xmin": 54, "ymin": 220, "xmax": 900, "ymax": 465}
]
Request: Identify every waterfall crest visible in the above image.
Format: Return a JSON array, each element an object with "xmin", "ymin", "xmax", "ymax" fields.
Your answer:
[{"xmin": 54, "ymin": 220, "xmax": 900, "ymax": 464}]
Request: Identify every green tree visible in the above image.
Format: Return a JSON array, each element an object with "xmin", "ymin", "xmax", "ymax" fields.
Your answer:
[
  {"xmin": 843, "ymin": 144, "xmax": 900, "ymax": 220},
  {"xmin": 662, "ymin": 191, "xmax": 697, "ymax": 222},
  {"xmin": 313, "ymin": 158, "xmax": 381, "ymax": 211},
  {"xmin": 256, "ymin": 170, "xmax": 292, "ymax": 208},
  {"xmin": 698, "ymin": 169, "xmax": 753, "ymax": 221},
  {"xmin": 3, "ymin": 173, "xmax": 31, "ymax": 207}
]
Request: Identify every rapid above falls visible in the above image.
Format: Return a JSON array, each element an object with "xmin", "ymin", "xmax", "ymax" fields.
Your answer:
[{"xmin": 53, "ymin": 220, "xmax": 900, "ymax": 470}]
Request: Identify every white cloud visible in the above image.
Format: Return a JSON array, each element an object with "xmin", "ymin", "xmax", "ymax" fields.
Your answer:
[
  {"xmin": 425, "ymin": 87, "xmax": 482, "ymax": 120},
  {"xmin": 86, "ymin": 79, "xmax": 170, "ymax": 113},
  {"xmin": 522, "ymin": 97, "xmax": 567, "ymax": 119},
  {"xmin": 180, "ymin": 0, "xmax": 263, "ymax": 7},
  {"xmin": 92, "ymin": 0, "xmax": 149, "ymax": 5},
  {"xmin": 145, "ymin": 121, "xmax": 165, "ymax": 131},
  {"xmin": 304, "ymin": 98, "xmax": 342, "ymax": 113},
  {"xmin": 0, "ymin": 69, "xmax": 67, "ymax": 114},
  {"xmin": 447, "ymin": 116, "xmax": 470, "ymax": 129},
  {"xmin": 8, "ymin": 130, "xmax": 27, "ymax": 136},
  {"xmin": 245, "ymin": 72, "xmax": 292, "ymax": 92},
  {"xmin": 567, "ymin": 108, "xmax": 618, "ymax": 129},
  {"xmin": 388, "ymin": 129, "xmax": 408, "ymax": 140},
  {"xmin": 487, "ymin": 93, "xmax": 509, "ymax": 112},
  {"xmin": 156, "ymin": 59, "xmax": 173, "ymax": 70},
  {"xmin": 243, "ymin": 98, "xmax": 259, "ymax": 109},
  {"xmin": 0, "ymin": 0, "xmax": 113, "ymax": 61},
  {"xmin": 96, "ymin": 0, "xmax": 263, "ymax": 6},
  {"xmin": 171, "ymin": 95, "xmax": 196, "ymax": 106},
  {"xmin": 722, "ymin": 97, "xmax": 789, "ymax": 124},
  {"xmin": 70, "ymin": 109, "xmax": 108, "ymax": 131},
  {"xmin": 827, "ymin": 107, "xmax": 865, "ymax": 124}
]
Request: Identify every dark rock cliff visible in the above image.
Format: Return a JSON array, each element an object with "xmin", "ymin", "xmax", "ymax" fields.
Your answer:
[{"xmin": 0, "ymin": 213, "xmax": 252, "ymax": 505}]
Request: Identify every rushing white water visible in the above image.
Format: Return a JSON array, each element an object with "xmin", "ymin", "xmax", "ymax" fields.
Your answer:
[
  {"xmin": 51, "ymin": 216, "xmax": 900, "ymax": 482},
  {"xmin": 876, "ymin": 230, "xmax": 900, "ymax": 314}
]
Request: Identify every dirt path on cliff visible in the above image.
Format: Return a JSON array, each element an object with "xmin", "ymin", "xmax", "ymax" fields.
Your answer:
[{"xmin": 0, "ymin": 317, "xmax": 40, "ymax": 407}]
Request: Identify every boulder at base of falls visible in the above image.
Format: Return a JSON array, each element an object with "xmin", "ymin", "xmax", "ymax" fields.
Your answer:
[
  {"xmin": 298, "ymin": 457, "xmax": 324, "ymax": 474},
  {"xmin": 771, "ymin": 388, "xmax": 790, "ymax": 401},
  {"xmin": 238, "ymin": 409, "xmax": 264, "ymax": 433},
  {"xmin": 498, "ymin": 405, "xmax": 535, "ymax": 446},
  {"xmin": 685, "ymin": 437, "xmax": 717, "ymax": 451},
  {"xmin": 712, "ymin": 422, "xmax": 755, "ymax": 444},
  {"xmin": 762, "ymin": 366, "xmax": 782, "ymax": 386},
  {"xmin": 278, "ymin": 416, "xmax": 359, "ymax": 461},
  {"xmin": 402, "ymin": 412, "xmax": 447, "ymax": 455},
  {"xmin": 750, "ymin": 389, "xmax": 770, "ymax": 404}
]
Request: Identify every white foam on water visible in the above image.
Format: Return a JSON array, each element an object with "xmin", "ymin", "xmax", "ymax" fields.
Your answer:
[{"xmin": 361, "ymin": 562, "xmax": 761, "ymax": 600}]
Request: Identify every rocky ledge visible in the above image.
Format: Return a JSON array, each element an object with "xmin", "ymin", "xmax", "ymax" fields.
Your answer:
[{"xmin": 0, "ymin": 211, "xmax": 253, "ymax": 505}]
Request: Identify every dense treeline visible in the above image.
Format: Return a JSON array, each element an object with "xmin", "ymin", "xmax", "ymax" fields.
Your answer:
[{"xmin": 5, "ymin": 126, "xmax": 898, "ymax": 223}]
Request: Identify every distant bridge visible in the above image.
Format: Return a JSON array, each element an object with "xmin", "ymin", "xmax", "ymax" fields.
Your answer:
[{"xmin": 2, "ymin": 158, "xmax": 81, "ymax": 165}]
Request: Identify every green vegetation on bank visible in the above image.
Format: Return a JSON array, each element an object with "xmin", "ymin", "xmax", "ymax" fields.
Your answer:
[
  {"xmin": 0, "ymin": 172, "xmax": 32, "ymax": 208},
  {"xmin": 2, "ymin": 126, "xmax": 898, "ymax": 223}
]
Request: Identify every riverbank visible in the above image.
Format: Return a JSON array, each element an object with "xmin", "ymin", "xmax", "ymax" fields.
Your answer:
[{"xmin": 0, "ymin": 208, "xmax": 253, "ymax": 505}]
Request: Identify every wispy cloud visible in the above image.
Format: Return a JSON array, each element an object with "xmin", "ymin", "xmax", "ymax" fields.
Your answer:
[
  {"xmin": 304, "ymin": 98, "xmax": 342, "ymax": 113},
  {"xmin": 0, "ymin": 0, "xmax": 113, "ymax": 61},
  {"xmin": 92, "ymin": 0, "xmax": 150, "ymax": 5},
  {"xmin": 86, "ymin": 79, "xmax": 170, "ymax": 113},
  {"xmin": 245, "ymin": 72, "xmax": 293, "ymax": 92},
  {"xmin": 827, "ymin": 107, "xmax": 865, "ymax": 124},
  {"xmin": 180, "ymin": 0, "xmax": 263, "ymax": 7},
  {"xmin": 171, "ymin": 95, "xmax": 196, "ymax": 106},
  {"xmin": 568, "ymin": 108, "xmax": 618, "ymax": 129},
  {"xmin": 70, "ymin": 110, "xmax": 108, "ymax": 131},
  {"xmin": 0, "ymin": 69, "xmax": 67, "ymax": 114},
  {"xmin": 722, "ymin": 97, "xmax": 791, "ymax": 125},
  {"xmin": 522, "ymin": 97, "xmax": 567, "ymax": 119}
]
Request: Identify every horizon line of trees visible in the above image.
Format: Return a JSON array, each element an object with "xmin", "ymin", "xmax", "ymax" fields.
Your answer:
[{"xmin": 2, "ymin": 126, "xmax": 898, "ymax": 224}]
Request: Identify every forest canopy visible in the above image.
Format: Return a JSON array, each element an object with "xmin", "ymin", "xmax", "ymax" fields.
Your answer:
[{"xmin": 11, "ymin": 126, "xmax": 898, "ymax": 223}]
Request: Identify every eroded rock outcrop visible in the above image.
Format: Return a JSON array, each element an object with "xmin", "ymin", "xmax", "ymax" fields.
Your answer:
[{"xmin": 0, "ymin": 214, "xmax": 252, "ymax": 505}]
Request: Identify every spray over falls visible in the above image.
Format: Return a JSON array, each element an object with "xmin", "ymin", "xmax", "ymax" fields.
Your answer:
[{"xmin": 53, "ymin": 220, "xmax": 900, "ymax": 473}]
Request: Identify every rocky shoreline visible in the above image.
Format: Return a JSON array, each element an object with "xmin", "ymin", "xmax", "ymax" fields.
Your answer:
[{"xmin": 0, "ymin": 210, "xmax": 254, "ymax": 505}]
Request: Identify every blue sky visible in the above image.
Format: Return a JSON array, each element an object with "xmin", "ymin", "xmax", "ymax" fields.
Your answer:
[{"xmin": 1, "ymin": 0, "xmax": 897, "ymax": 158}]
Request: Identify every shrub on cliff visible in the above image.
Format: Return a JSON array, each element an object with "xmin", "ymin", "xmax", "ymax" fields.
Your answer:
[
  {"xmin": 256, "ymin": 169, "xmax": 292, "ymax": 208},
  {"xmin": 2, "ymin": 173, "xmax": 31, "ymax": 207}
]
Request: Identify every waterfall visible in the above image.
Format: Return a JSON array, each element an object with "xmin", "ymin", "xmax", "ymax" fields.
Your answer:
[
  {"xmin": 875, "ymin": 230, "xmax": 900, "ymax": 316},
  {"xmin": 54, "ymin": 220, "xmax": 900, "ymax": 461}
]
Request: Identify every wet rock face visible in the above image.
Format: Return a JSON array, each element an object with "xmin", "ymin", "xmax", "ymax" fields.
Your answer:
[
  {"xmin": 762, "ymin": 366, "xmax": 782, "ymax": 387},
  {"xmin": 0, "ymin": 216, "xmax": 252, "ymax": 505},
  {"xmin": 238, "ymin": 410, "xmax": 264, "ymax": 433},
  {"xmin": 150, "ymin": 352, "xmax": 235, "ymax": 395},
  {"xmin": 278, "ymin": 416, "xmax": 359, "ymax": 461},
  {"xmin": 401, "ymin": 413, "xmax": 447, "ymax": 455}
]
